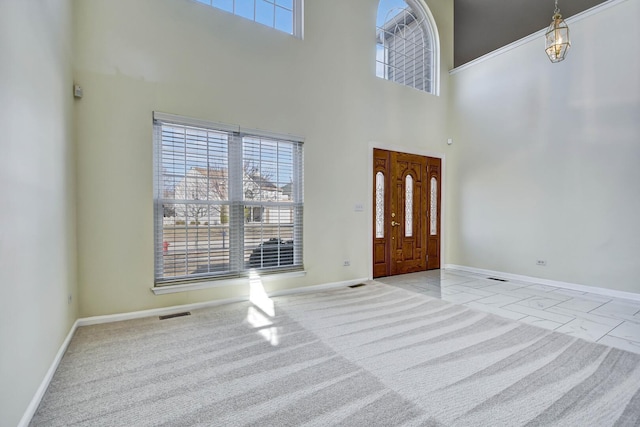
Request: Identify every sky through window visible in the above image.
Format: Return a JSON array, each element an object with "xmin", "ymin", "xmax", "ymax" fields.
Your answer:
[{"xmin": 195, "ymin": 0, "xmax": 297, "ymax": 36}]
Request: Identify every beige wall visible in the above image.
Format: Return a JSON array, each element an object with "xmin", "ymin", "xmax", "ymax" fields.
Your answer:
[
  {"xmin": 3, "ymin": 1, "xmax": 640, "ymax": 424},
  {"xmin": 74, "ymin": 0, "xmax": 454, "ymax": 316},
  {"xmin": 0, "ymin": 1, "xmax": 77, "ymax": 426},
  {"xmin": 448, "ymin": 0, "xmax": 640, "ymax": 292}
]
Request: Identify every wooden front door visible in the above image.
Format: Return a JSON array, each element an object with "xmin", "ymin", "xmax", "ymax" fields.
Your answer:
[{"xmin": 373, "ymin": 149, "xmax": 441, "ymax": 278}]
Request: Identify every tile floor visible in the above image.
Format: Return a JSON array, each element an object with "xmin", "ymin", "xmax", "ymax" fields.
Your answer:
[{"xmin": 377, "ymin": 269, "xmax": 640, "ymax": 354}]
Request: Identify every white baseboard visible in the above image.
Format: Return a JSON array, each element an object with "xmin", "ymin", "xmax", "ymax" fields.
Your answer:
[
  {"xmin": 79, "ymin": 277, "xmax": 368, "ymax": 326},
  {"xmin": 77, "ymin": 297, "xmax": 249, "ymax": 327},
  {"xmin": 444, "ymin": 264, "xmax": 640, "ymax": 302},
  {"xmin": 17, "ymin": 319, "xmax": 79, "ymax": 427}
]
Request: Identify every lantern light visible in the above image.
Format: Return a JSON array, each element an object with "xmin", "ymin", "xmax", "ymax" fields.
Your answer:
[{"xmin": 545, "ymin": 0, "xmax": 571, "ymax": 63}]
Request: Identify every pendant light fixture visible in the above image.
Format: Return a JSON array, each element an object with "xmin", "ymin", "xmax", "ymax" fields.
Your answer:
[{"xmin": 545, "ymin": 0, "xmax": 571, "ymax": 62}]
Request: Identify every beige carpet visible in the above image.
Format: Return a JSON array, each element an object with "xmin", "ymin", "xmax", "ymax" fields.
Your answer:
[{"xmin": 31, "ymin": 281, "xmax": 640, "ymax": 426}]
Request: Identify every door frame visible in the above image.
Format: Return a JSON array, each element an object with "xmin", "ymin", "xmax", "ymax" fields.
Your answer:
[{"xmin": 367, "ymin": 142, "xmax": 447, "ymax": 279}]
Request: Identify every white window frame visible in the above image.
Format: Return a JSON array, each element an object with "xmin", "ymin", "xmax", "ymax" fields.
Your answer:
[
  {"xmin": 153, "ymin": 112, "xmax": 304, "ymax": 285},
  {"xmin": 376, "ymin": 0, "xmax": 440, "ymax": 95},
  {"xmin": 193, "ymin": 0, "xmax": 304, "ymax": 39}
]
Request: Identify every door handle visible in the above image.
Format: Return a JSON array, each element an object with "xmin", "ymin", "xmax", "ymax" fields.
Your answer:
[{"xmin": 391, "ymin": 221, "xmax": 400, "ymax": 227}]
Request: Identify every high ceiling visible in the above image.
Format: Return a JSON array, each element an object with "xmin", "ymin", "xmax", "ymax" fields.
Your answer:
[{"xmin": 454, "ymin": 0, "xmax": 607, "ymax": 67}]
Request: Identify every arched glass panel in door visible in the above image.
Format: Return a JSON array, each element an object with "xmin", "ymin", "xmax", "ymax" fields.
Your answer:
[
  {"xmin": 375, "ymin": 172, "xmax": 385, "ymax": 238},
  {"xmin": 405, "ymin": 175, "xmax": 413, "ymax": 237},
  {"xmin": 430, "ymin": 176, "xmax": 437, "ymax": 235}
]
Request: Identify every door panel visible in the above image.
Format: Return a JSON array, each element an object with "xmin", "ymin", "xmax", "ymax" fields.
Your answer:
[
  {"xmin": 373, "ymin": 149, "xmax": 441, "ymax": 278},
  {"xmin": 426, "ymin": 158, "xmax": 441, "ymax": 270},
  {"xmin": 373, "ymin": 150, "xmax": 391, "ymax": 278},
  {"xmin": 391, "ymin": 151, "xmax": 427, "ymax": 275}
]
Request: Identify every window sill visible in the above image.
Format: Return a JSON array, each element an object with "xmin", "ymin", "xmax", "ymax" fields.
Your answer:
[{"xmin": 150, "ymin": 270, "xmax": 307, "ymax": 295}]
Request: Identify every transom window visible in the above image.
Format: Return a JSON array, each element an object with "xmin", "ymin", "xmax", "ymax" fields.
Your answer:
[
  {"xmin": 153, "ymin": 112, "xmax": 304, "ymax": 284},
  {"xmin": 195, "ymin": 0, "xmax": 303, "ymax": 38},
  {"xmin": 376, "ymin": 0, "xmax": 438, "ymax": 94}
]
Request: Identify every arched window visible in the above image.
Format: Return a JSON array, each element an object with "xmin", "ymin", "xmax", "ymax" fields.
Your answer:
[
  {"xmin": 376, "ymin": 0, "xmax": 439, "ymax": 94},
  {"xmin": 405, "ymin": 174, "xmax": 413, "ymax": 237},
  {"xmin": 375, "ymin": 172, "xmax": 385, "ymax": 238}
]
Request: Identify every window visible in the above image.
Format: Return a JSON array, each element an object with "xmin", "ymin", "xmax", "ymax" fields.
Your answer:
[
  {"xmin": 405, "ymin": 174, "xmax": 413, "ymax": 237},
  {"xmin": 376, "ymin": 0, "xmax": 439, "ymax": 94},
  {"xmin": 430, "ymin": 177, "xmax": 437, "ymax": 235},
  {"xmin": 153, "ymin": 112, "xmax": 304, "ymax": 284},
  {"xmin": 375, "ymin": 172, "xmax": 384, "ymax": 238},
  {"xmin": 195, "ymin": 0, "xmax": 303, "ymax": 38}
]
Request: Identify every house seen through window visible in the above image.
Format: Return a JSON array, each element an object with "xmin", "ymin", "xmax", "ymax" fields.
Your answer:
[
  {"xmin": 376, "ymin": 0, "xmax": 438, "ymax": 94},
  {"xmin": 153, "ymin": 113, "xmax": 304, "ymax": 284}
]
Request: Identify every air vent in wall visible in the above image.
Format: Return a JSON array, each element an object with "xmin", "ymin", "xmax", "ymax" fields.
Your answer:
[
  {"xmin": 159, "ymin": 312, "xmax": 191, "ymax": 320},
  {"xmin": 349, "ymin": 283, "xmax": 367, "ymax": 288}
]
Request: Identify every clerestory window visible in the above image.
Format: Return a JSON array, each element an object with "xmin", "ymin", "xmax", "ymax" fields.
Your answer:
[
  {"xmin": 376, "ymin": 0, "xmax": 439, "ymax": 94},
  {"xmin": 153, "ymin": 112, "xmax": 304, "ymax": 284},
  {"xmin": 195, "ymin": 0, "xmax": 303, "ymax": 38}
]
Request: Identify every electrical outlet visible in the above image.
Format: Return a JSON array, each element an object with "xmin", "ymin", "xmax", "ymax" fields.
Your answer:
[
  {"xmin": 343, "ymin": 260, "xmax": 351, "ymax": 267},
  {"xmin": 67, "ymin": 293, "xmax": 73, "ymax": 304},
  {"xmin": 536, "ymin": 260, "xmax": 547, "ymax": 266}
]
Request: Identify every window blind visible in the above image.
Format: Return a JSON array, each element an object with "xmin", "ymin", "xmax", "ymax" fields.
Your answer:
[{"xmin": 153, "ymin": 112, "xmax": 304, "ymax": 284}]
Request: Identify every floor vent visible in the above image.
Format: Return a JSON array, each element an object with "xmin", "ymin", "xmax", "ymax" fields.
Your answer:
[
  {"xmin": 159, "ymin": 312, "xmax": 191, "ymax": 320},
  {"xmin": 349, "ymin": 283, "xmax": 367, "ymax": 288},
  {"xmin": 487, "ymin": 277, "xmax": 508, "ymax": 282}
]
